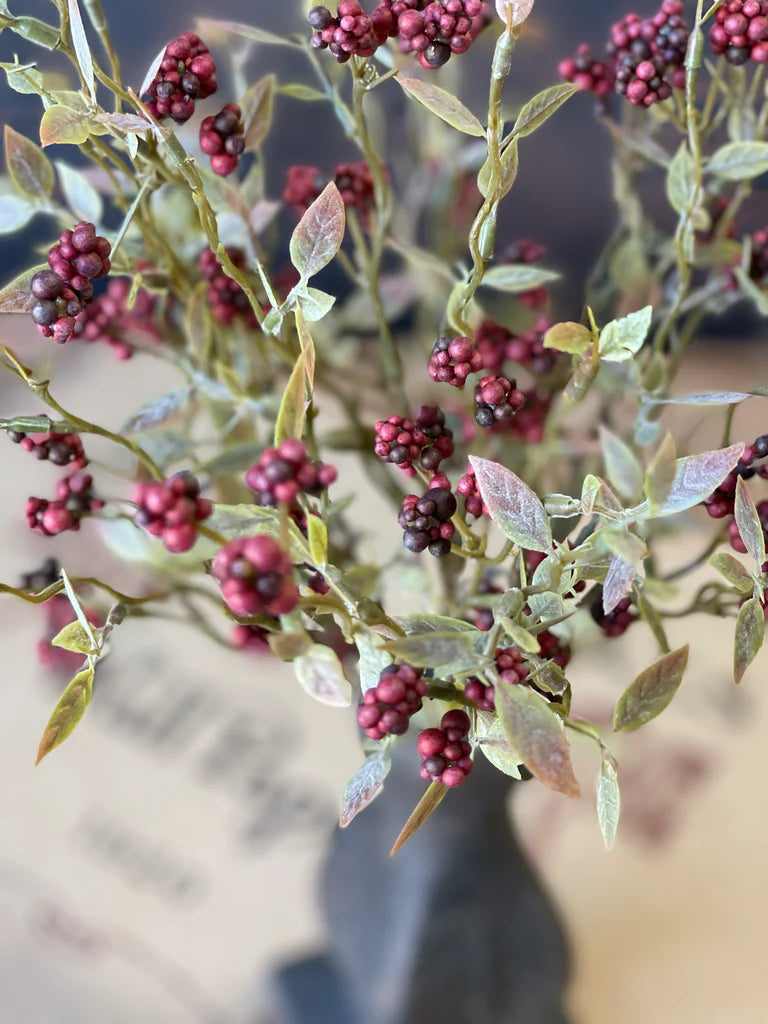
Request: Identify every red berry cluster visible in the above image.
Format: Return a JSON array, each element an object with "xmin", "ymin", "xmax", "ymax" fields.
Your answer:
[
  {"xmin": 710, "ymin": 1, "xmax": 768, "ymax": 65},
  {"xmin": 704, "ymin": 436, "xmax": 768, "ymax": 518},
  {"xmin": 397, "ymin": 0, "xmax": 485, "ymax": 69},
  {"xmin": 7, "ymin": 429, "xmax": 86, "ymax": 470},
  {"xmin": 504, "ymin": 388, "xmax": 552, "ymax": 443},
  {"xmin": 474, "ymin": 374, "xmax": 525, "ymax": 428},
  {"xmin": 244, "ymin": 439, "xmax": 338, "ymax": 508},
  {"xmin": 558, "ymin": 44, "xmax": 615, "ymax": 97},
  {"xmin": 473, "ymin": 317, "xmax": 557, "ymax": 376},
  {"xmin": 417, "ymin": 709, "xmax": 473, "ymax": 787},
  {"xmin": 231, "ymin": 623, "xmax": 273, "ymax": 653},
  {"xmin": 749, "ymin": 227, "xmax": 768, "ymax": 285},
  {"xmin": 590, "ymin": 591, "xmax": 637, "ymax": 637},
  {"xmin": 500, "ymin": 240, "xmax": 552, "ymax": 309},
  {"xmin": 537, "ymin": 628, "xmax": 571, "ymax": 670},
  {"xmin": 399, "ymin": 486, "xmax": 457, "ymax": 556},
  {"xmin": 134, "ymin": 473, "xmax": 213, "ymax": 553},
  {"xmin": 77, "ymin": 278, "xmax": 158, "ymax": 360},
  {"xmin": 457, "ymin": 465, "xmax": 487, "ymax": 519},
  {"xmin": 428, "ymin": 335, "xmax": 483, "ymax": 388},
  {"xmin": 356, "ymin": 663, "xmax": 427, "ymax": 740},
  {"xmin": 198, "ymin": 248, "xmax": 259, "ymax": 327},
  {"xmin": 200, "ymin": 104, "xmax": 245, "ymax": 177},
  {"xmin": 283, "ymin": 161, "xmax": 377, "ymax": 219},
  {"xmin": 283, "ymin": 165, "xmax": 325, "ymax": 209},
  {"xmin": 142, "ymin": 33, "xmax": 217, "ymax": 123},
  {"xmin": 309, "ymin": 2, "xmax": 394, "ymax": 62},
  {"xmin": 374, "ymin": 406, "xmax": 454, "ymax": 473},
  {"xmin": 211, "ymin": 536, "xmax": 299, "ymax": 617},
  {"xmin": 609, "ymin": 1, "xmax": 689, "ymax": 106},
  {"xmin": 26, "ymin": 473, "xmax": 103, "ymax": 537}
]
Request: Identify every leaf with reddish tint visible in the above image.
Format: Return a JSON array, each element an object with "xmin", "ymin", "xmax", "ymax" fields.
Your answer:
[
  {"xmin": 239, "ymin": 74, "xmax": 275, "ymax": 152},
  {"xmin": 596, "ymin": 757, "xmax": 620, "ymax": 849},
  {"xmin": 650, "ymin": 443, "xmax": 745, "ymax": 518},
  {"xmin": 599, "ymin": 426, "xmax": 643, "ymax": 500},
  {"xmin": 734, "ymin": 597, "xmax": 764, "ymax": 684},
  {"xmin": 395, "ymin": 75, "xmax": 486, "ymax": 137},
  {"xmin": 613, "ymin": 645, "xmax": 689, "ymax": 731},
  {"xmin": 36, "ymin": 665, "xmax": 94, "ymax": 764},
  {"xmin": 469, "ymin": 456, "xmax": 552, "ymax": 552},
  {"xmin": 289, "ymin": 182, "xmax": 345, "ymax": 280},
  {"xmin": 495, "ymin": 681, "xmax": 580, "ymax": 797},
  {"xmin": 390, "ymin": 781, "xmax": 448, "ymax": 856},
  {"xmin": 735, "ymin": 477, "xmax": 766, "ymax": 569},
  {"xmin": 603, "ymin": 555, "xmax": 636, "ymax": 615},
  {"xmin": 5, "ymin": 124, "xmax": 53, "ymax": 196},
  {"xmin": 340, "ymin": 750, "xmax": 392, "ymax": 828},
  {"xmin": 39, "ymin": 104, "xmax": 92, "ymax": 147}
]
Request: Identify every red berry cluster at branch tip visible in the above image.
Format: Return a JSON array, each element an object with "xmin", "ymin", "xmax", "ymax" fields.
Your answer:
[
  {"xmin": 309, "ymin": 2, "xmax": 391, "ymax": 62},
  {"xmin": 609, "ymin": 1, "xmax": 689, "ymax": 106},
  {"xmin": 466, "ymin": 645, "xmax": 529, "ymax": 712},
  {"xmin": 133, "ymin": 472, "xmax": 213, "ymax": 553},
  {"xmin": 729, "ymin": 499, "xmax": 768, "ymax": 553},
  {"xmin": 231, "ymin": 623, "xmax": 273, "ymax": 653},
  {"xmin": 590, "ymin": 590, "xmax": 637, "ymax": 637},
  {"xmin": 474, "ymin": 375, "xmax": 525, "ymax": 428},
  {"xmin": 200, "ymin": 104, "xmax": 245, "ymax": 177},
  {"xmin": 77, "ymin": 278, "xmax": 158, "ymax": 360},
  {"xmin": 418, "ymin": 709, "xmax": 473, "ymax": 787},
  {"xmin": 704, "ymin": 436, "xmax": 768, "ymax": 518},
  {"xmin": 428, "ymin": 335, "xmax": 483, "ymax": 388},
  {"xmin": 198, "ymin": 248, "xmax": 258, "ymax": 327},
  {"xmin": 710, "ymin": 1, "xmax": 768, "ymax": 65},
  {"xmin": 245, "ymin": 439, "xmax": 338, "ymax": 508},
  {"xmin": 26, "ymin": 473, "xmax": 103, "ymax": 537},
  {"xmin": 398, "ymin": 0, "xmax": 485, "ymax": 69},
  {"xmin": 283, "ymin": 161, "xmax": 378, "ymax": 218},
  {"xmin": 374, "ymin": 406, "xmax": 454, "ymax": 473},
  {"xmin": 537, "ymin": 628, "xmax": 571, "ymax": 670},
  {"xmin": 474, "ymin": 317, "xmax": 557, "ymax": 376},
  {"xmin": 398, "ymin": 486, "xmax": 457, "ymax": 556},
  {"xmin": 457, "ymin": 465, "xmax": 487, "ymax": 519},
  {"xmin": 356, "ymin": 662, "xmax": 427, "ymax": 740},
  {"xmin": 211, "ymin": 535, "xmax": 299, "ymax": 618},
  {"xmin": 558, "ymin": 44, "xmax": 615, "ymax": 97},
  {"xmin": 7, "ymin": 428, "xmax": 87, "ymax": 470},
  {"xmin": 283, "ymin": 165, "xmax": 325, "ymax": 209},
  {"xmin": 142, "ymin": 33, "xmax": 217, "ymax": 123}
]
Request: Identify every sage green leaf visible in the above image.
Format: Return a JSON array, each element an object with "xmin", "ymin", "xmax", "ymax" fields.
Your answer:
[
  {"xmin": 268, "ymin": 631, "xmax": 312, "ymax": 661},
  {"xmin": 138, "ymin": 43, "xmax": 167, "ymax": 98},
  {"xmin": 395, "ymin": 74, "xmax": 485, "ymax": 137},
  {"xmin": 708, "ymin": 140, "xmax": 768, "ymax": 181},
  {"xmin": 477, "ymin": 136, "xmax": 518, "ymax": 200},
  {"xmin": 207, "ymin": 504, "xmax": 310, "ymax": 562},
  {"xmin": 1, "ymin": 62, "xmax": 44, "ymax": 95},
  {"xmin": 498, "ymin": 617, "xmax": 539, "ymax": 653},
  {"xmin": 274, "ymin": 349, "xmax": 308, "ymax": 444},
  {"xmin": 735, "ymin": 476, "xmax": 766, "ymax": 568},
  {"xmin": 666, "ymin": 141, "xmax": 694, "ymax": 215},
  {"xmin": 613, "ymin": 644, "xmax": 689, "ymax": 731},
  {"xmin": 495, "ymin": 681, "xmax": 580, "ymax": 797},
  {"xmin": 4, "ymin": 125, "xmax": 53, "ymax": 197},
  {"xmin": 0, "ymin": 192, "xmax": 35, "ymax": 233},
  {"xmin": 67, "ymin": 0, "xmax": 96, "ymax": 102},
  {"xmin": 390, "ymin": 781, "xmax": 448, "ymax": 856},
  {"xmin": 39, "ymin": 104, "xmax": 91, "ymax": 147},
  {"xmin": 709, "ymin": 552, "xmax": 754, "ymax": 594},
  {"xmin": 481, "ymin": 263, "xmax": 559, "ymax": 293},
  {"xmin": 10, "ymin": 16, "xmax": 60, "ymax": 49},
  {"xmin": 290, "ymin": 181, "xmax": 345, "ymax": 280},
  {"xmin": 298, "ymin": 286, "xmax": 335, "ymax": 321},
  {"xmin": 644, "ymin": 433, "xmax": 677, "ymax": 509},
  {"xmin": 599, "ymin": 426, "xmax": 643, "ymax": 500},
  {"xmin": 239, "ymin": 74, "xmax": 275, "ymax": 152},
  {"xmin": 295, "ymin": 644, "xmax": 351, "ymax": 707},
  {"xmin": 50, "ymin": 620, "xmax": 98, "ymax": 656},
  {"xmin": 195, "ymin": 17, "xmax": 302, "ymax": 48},
  {"xmin": 36, "ymin": 665, "xmax": 94, "ymax": 764},
  {"xmin": 355, "ymin": 631, "xmax": 393, "ymax": 694},
  {"xmin": 474, "ymin": 710, "xmax": 522, "ymax": 779},
  {"xmin": 469, "ymin": 455, "xmax": 552, "ymax": 552},
  {"xmin": 121, "ymin": 387, "xmax": 190, "ymax": 434},
  {"xmin": 596, "ymin": 757, "xmax": 620, "ymax": 850},
  {"xmin": 602, "ymin": 555, "xmax": 636, "ymax": 614},
  {"xmin": 733, "ymin": 266, "xmax": 768, "ymax": 316},
  {"xmin": 599, "ymin": 305, "xmax": 653, "ymax": 362},
  {"xmin": 398, "ymin": 613, "xmax": 474, "ymax": 634},
  {"xmin": 60, "ymin": 568, "xmax": 98, "ymax": 647},
  {"xmin": 307, "ymin": 514, "xmax": 328, "ymax": 567},
  {"xmin": 512, "ymin": 82, "xmax": 578, "ymax": 139},
  {"xmin": 278, "ymin": 82, "xmax": 326, "ymax": 102},
  {"xmin": 383, "ymin": 630, "xmax": 480, "ymax": 675},
  {"xmin": 734, "ymin": 596, "xmax": 764, "ymax": 684},
  {"xmin": 340, "ymin": 750, "xmax": 392, "ymax": 828},
  {"xmin": 56, "ymin": 160, "xmax": 102, "ymax": 223},
  {"xmin": 650, "ymin": 443, "xmax": 744, "ymax": 518},
  {"xmin": 543, "ymin": 321, "xmax": 592, "ymax": 355}
]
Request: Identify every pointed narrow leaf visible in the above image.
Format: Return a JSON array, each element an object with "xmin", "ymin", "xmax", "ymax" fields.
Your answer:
[
  {"xmin": 495, "ymin": 681, "xmax": 580, "ymax": 797},
  {"xmin": 307, "ymin": 514, "xmax": 328, "ymax": 567},
  {"xmin": 60, "ymin": 568, "xmax": 98, "ymax": 647},
  {"xmin": 340, "ymin": 751, "xmax": 392, "ymax": 828},
  {"xmin": 138, "ymin": 44, "xmax": 167, "ymax": 98},
  {"xmin": 613, "ymin": 645, "xmax": 689, "ymax": 731},
  {"xmin": 289, "ymin": 182, "xmax": 345, "ymax": 280},
  {"xmin": 474, "ymin": 709, "xmax": 522, "ymax": 779},
  {"xmin": 481, "ymin": 264, "xmax": 559, "ymax": 293},
  {"xmin": 469, "ymin": 456, "xmax": 551, "ymax": 551},
  {"xmin": 710, "ymin": 552, "xmax": 754, "ymax": 593},
  {"xmin": 195, "ymin": 18, "xmax": 301, "ymax": 48},
  {"xmin": 512, "ymin": 82, "xmax": 578, "ymax": 139},
  {"xmin": 708, "ymin": 140, "xmax": 768, "ymax": 180},
  {"xmin": 390, "ymin": 781, "xmax": 448, "ymax": 856},
  {"xmin": 67, "ymin": 0, "xmax": 95, "ymax": 102},
  {"xmin": 644, "ymin": 433, "xmax": 677, "ymax": 508},
  {"xmin": 36, "ymin": 665, "xmax": 94, "ymax": 763},
  {"xmin": 666, "ymin": 142, "xmax": 695, "ymax": 215},
  {"xmin": 599, "ymin": 426, "xmax": 643, "ymax": 500},
  {"xmin": 355, "ymin": 631, "xmax": 392, "ymax": 694},
  {"xmin": 603, "ymin": 555, "xmax": 636, "ymax": 614},
  {"xmin": 652, "ymin": 444, "xmax": 744, "ymax": 517},
  {"xmin": 294, "ymin": 644, "xmax": 351, "ymax": 707},
  {"xmin": 735, "ymin": 477, "xmax": 766, "ymax": 568},
  {"xmin": 4, "ymin": 125, "xmax": 54, "ymax": 197},
  {"xmin": 274, "ymin": 350, "xmax": 308, "ymax": 445},
  {"xmin": 734, "ymin": 597, "xmax": 764, "ymax": 684},
  {"xmin": 395, "ymin": 75, "xmax": 485, "ymax": 136},
  {"xmin": 596, "ymin": 757, "xmax": 620, "ymax": 849},
  {"xmin": 239, "ymin": 74, "xmax": 275, "ymax": 152},
  {"xmin": 50, "ymin": 620, "xmax": 98, "ymax": 655},
  {"xmin": 56, "ymin": 160, "xmax": 102, "ymax": 223}
]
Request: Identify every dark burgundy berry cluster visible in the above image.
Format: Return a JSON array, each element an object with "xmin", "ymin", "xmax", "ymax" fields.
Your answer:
[
  {"xmin": 142, "ymin": 33, "xmax": 217, "ymax": 123},
  {"xmin": 590, "ymin": 590, "xmax": 637, "ymax": 637},
  {"xmin": 609, "ymin": 1, "xmax": 689, "ymax": 106},
  {"xmin": 211, "ymin": 535, "xmax": 299, "ymax": 617},
  {"xmin": 283, "ymin": 165, "xmax": 325, "ymax": 209},
  {"xmin": 728, "ymin": 499, "xmax": 768, "ymax": 553},
  {"xmin": 537, "ymin": 628, "xmax": 571, "ymax": 670},
  {"xmin": 245, "ymin": 439, "xmax": 337, "ymax": 508},
  {"xmin": 374, "ymin": 406, "xmax": 454, "ymax": 473},
  {"xmin": 283, "ymin": 161, "xmax": 377, "ymax": 219},
  {"xmin": 8, "ymin": 429, "xmax": 86, "ymax": 470},
  {"xmin": 399, "ymin": 486, "xmax": 457, "ymax": 556},
  {"xmin": 474, "ymin": 317, "xmax": 557, "ymax": 376},
  {"xmin": 356, "ymin": 663, "xmax": 427, "ymax": 740},
  {"xmin": 428, "ymin": 335, "xmax": 483, "ymax": 388},
  {"xmin": 465, "ymin": 646, "xmax": 529, "ymax": 712},
  {"xmin": 500, "ymin": 240, "xmax": 551, "ymax": 310},
  {"xmin": 418, "ymin": 709, "xmax": 473, "ymax": 787},
  {"xmin": 77, "ymin": 278, "xmax": 158, "ymax": 360},
  {"xmin": 710, "ymin": 1, "xmax": 768, "ymax": 65},
  {"xmin": 309, "ymin": 2, "xmax": 394, "ymax": 62},
  {"xmin": 134, "ymin": 472, "xmax": 213, "ymax": 553},
  {"xmin": 558, "ymin": 43, "xmax": 615, "ymax": 97},
  {"xmin": 200, "ymin": 104, "xmax": 245, "ymax": 177},
  {"xmin": 474, "ymin": 374, "xmax": 525, "ymax": 428},
  {"xmin": 704, "ymin": 436, "xmax": 768, "ymax": 518},
  {"xmin": 198, "ymin": 248, "xmax": 259, "ymax": 327},
  {"xmin": 26, "ymin": 473, "xmax": 103, "ymax": 537},
  {"xmin": 397, "ymin": 0, "xmax": 485, "ymax": 69},
  {"xmin": 749, "ymin": 227, "xmax": 768, "ymax": 285},
  {"xmin": 457, "ymin": 465, "xmax": 487, "ymax": 519}
]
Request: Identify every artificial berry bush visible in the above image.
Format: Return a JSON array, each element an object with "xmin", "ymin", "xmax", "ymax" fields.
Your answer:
[{"xmin": 2, "ymin": 0, "xmax": 768, "ymax": 857}]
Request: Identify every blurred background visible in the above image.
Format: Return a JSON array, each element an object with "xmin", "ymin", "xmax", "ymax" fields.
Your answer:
[{"xmin": 2, "ymin": 1, "xmax": 768, "ymax": 1022}]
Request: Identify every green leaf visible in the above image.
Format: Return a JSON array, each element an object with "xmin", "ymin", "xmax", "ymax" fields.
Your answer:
[
  {"xmin": 207, "ymin": 504, "xmax": 310, "ymax": 562},
  {"xmin": 666, "ymin": 141, "xmax": 695, "ymax": 215},
  {"xmin": 543, "ymin": 321, "xmax": 593, "ymax": 355},
  {"xmin": 398, "ymin": 613, "xmax": 475, "ymax": 634},
  {"xmin": 649, "ymin": 443, "xmax": 744, "ymax": 518},
  {"xmin": 498, "ymin": 617, "xmax": 539, "ymax": 653},
  {"xmin": 473, "ymin": 709, "xmax": 522, "ymax": 779},
  {"xmin": 602, "ymin": 555, "xmax": 636, "ymax": 614},
  {"xmin": 294, "ymin": 644, "xmax": 351, "ymax": 707},
  {"xmin": 735, "ymin": 476, "xmax": 766, "ymax": 568},
  {"xmin": 613, "ymin": 644, "xmax": 689, "ymax": 731},
  {"xmin": 121, "ymin": 387, "xmax": 190, "ymax": 434},
  {"xmin": 644, "ymin": 433, "xmax": 677, "ymax": 509},
  {"xmin": 195, "ymin": 17, "xmax": 301, "ymax": 48},
  {"xmin": 734, "ymin": 596, "xmax": 764, "ymax": 684},
  {"xmin": 708, "ymin": 140, "xmax": 768, "ymax": 180},
  {"xmin": 239, "ymin": 74, "xmax": 275, "ymax": 152},
  {"xmin": 4, "ymin": 125, "xmax": 53, "ymax": 198},
  {"xmin": 36, "ymin": 665, "xmax": 94, "ymax": 764},
  {"xmin": 599, "ymin": 305, "xmax": 653, "ymax": 362},
  {"xmin": 268, "ymin": 631, "xmax": 312, "ymax": 661},
  {"xmin": 390, "ymin": 781, "xmax": 448, "ymax": 856},
  {"xmin": 0, "ymin": 263, "xmax": 49, "ymax": 312},
  {"xmin": 50, "ymin": 620, "xmax": 98, "ymax": 656},
  {"xmin": 289, "ymin": 181, "xmax": 345, "ymax": 280},
  {"xmin": 340, "ymin": 750, "xmax": 392, "ymax": 828},
  {"xmin": 383, "ymin": 630, "xmax": 481, "ymax": 675},
  {"xmin": 67, "ymin": 0, "xmax": 96, "ymax": 103},
  {"xmin": 0, "ymin": 192, "xmax": 35, "ymax": 233},
  {"xmin": 39, "ymin": 104, "xmax": 91, "ymax": 147},
  {"xmin": 1, "ymin": 61, "xmax": 44, "ymax": 95},
  {"xmin": 512, "ymin": 82, "xmax": 578, "ymax": 139},
  {"xmin": 710, "ymin": 551, "xmax": 754, "ymax": 593},
  {"xmin": 480, "ymin": 263, "xmax": 559, "ymax": 293},
  {"xmin": 9, "ymin": 16, "xmax": 60, "ymax": 49},
  {"xmin": 56, "ymin": 160, "xmax": 102, "ymax": 223},
  {"xmin": 307, "ymin": 514, "xmax": 327, "ymax": 567},
  {"xmin": 298, "ymin": 286, "xmax": 335, "ymax": 321},
  {"xmin": 596, "ymin": 757, "xmax": 620, "ymax": 850},
  {"xmin": 477, "ymin": 136, "xmax": 519, "ymax": 200},
  {"xmin": 278, "ymin": 82, "xmax": 326, "ymax": 102},
  {"xmin": 395, "ymin": 74, "xmax": 486, "ymax": 137},
  {"xmin": 599, "ymin": 426, "xmax": 643, "ymax": 500},
  {"xmin": 495, "ymin": 681, "xmax": 580, "ymax": 797},
  {"xmin": 60, "ymin": 567, "xmax": 99, "ymax": 647},
  {"xmin": 355, "ymin": 631, "xmax": 393, "ymax": 694},
  {"xmin": 469, "ymin": 455, "xmax": 552, "ymax": 552},
  {"xmin": 274, "ymin": 349, "xmax": 308, "ymax": 445}
]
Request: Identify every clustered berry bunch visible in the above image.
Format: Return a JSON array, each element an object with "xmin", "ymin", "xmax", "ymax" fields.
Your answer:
[
  {"xmin": 473, "ymin": 374, "xmax": 526, "ymax": 428},
  {"xmin": 417, "ymin": 710, "xmax": 473, "ymax": 787},
  {"xmin": 77, "ymin": 278, "xmax": 158, "ymax": 360},
  {"xmin": 7, "ymin": 429, "xmax": 86, "ymax": 469},
  {"xmin": 211, "ymin": 536, "xmax": 300, "ymax": 618},
  {"xmin": 142, "ymin": 32, "xmax": 217, "ymax": 122},
  {"xmin": 26, "ymin": 474, "xmax": 103, "ymax": 537},
  {"xmin": 356, "ymin": 663, "xmax": 427, "ymax": 740},
  {"xmin": 591, "ymin": 592, "xmax": 638, "ymax": 638},
  {"xmin": 200, "ymin": 104, "xmax": 245, "ymax": 177},
  {"xmin": 374, "ymin": 407, "xmax": 454, "ymax": 472},
  {"xmin": 133, "ymin": 473, "xmax": 213, "ymax": 553},
  {"xmin": 245, "ymin": 440, "xmax": 338, "ymax": 510},
  {"xmin": 398, "ymin": 486, "xmax": 457, "ymax": 556},
  {"xmin": 198, "ymin": 247, "xmax": 259, "ymax": 326},
  {"xmin": 428, "ymin": 335, "xmax": 483, "ymax": 387},
  {"xmin": 283, "ymin": 161, "xmax": 376, "ymax": 218},
  {"xmin": 709, "ymin": 1, "xmax": 768, "ymax": 65}
]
